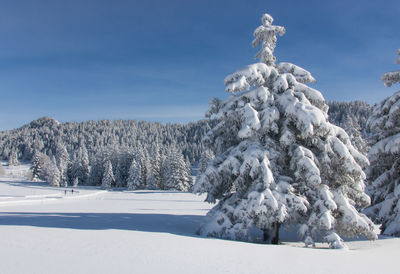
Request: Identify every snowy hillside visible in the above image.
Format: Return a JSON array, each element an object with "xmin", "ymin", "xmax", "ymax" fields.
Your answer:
[
  {"xmin": 0, "ymin": 163, "xmax": 398, "ymax": 274},
  {"xmin": 0, "ymin": 161, "xmax": 106, "ymax": 206}
]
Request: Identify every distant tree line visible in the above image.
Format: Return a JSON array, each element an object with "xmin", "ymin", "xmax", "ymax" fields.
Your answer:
[
  {"xmin": 327, "ymin": 100, "xmax": 372, "ymax": 154},
  {"xmin": 0, "ymin": 118, "xmax": 214, "ymax": 191}
]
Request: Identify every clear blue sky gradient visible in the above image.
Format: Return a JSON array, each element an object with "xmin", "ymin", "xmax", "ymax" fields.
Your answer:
[{"xmin": 0, "ymin": 0, "xmax": 399, "ymax": 130}]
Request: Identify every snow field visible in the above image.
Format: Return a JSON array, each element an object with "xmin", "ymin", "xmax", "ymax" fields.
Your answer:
[
  {"xmin": 0, "ymin": 185, "xmax": 398, "ymax": 273},
  {"xmin": 0, "ymin": 162, "xmax": 106, "ymax": 206},
  {"xmin": 0, "ymin": 163, "xmax": 398, "ymax": 273},
  {"xmin": 0, "ymin": 160, "xmax": 31, "ymax": 178}
]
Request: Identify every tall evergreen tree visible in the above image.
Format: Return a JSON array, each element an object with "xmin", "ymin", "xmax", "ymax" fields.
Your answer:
[
  {"xmin": 194, "ymin": 12, "xmax": 378, "ymax": 248},
  {"xmin": 136, "ymin": 146, "xmax": 150, "ymax": 189},
  {"xmin": 102, "ymin": 160, "xmax": 114, "ymax": 189},
  {"xmin": 127, "ymin": 157, "xmax": 141, "ymax": 190},
  {"xmin": 114, "ymin": 151, "xmax": 132, "ymax": 188},
  {"xmin": 149, "ymin": 143, "xmax": 163, "ymax": 189},
  {"xmin": 48, "ymin": 163, "xmax": 61, "ymax": 187},
  {"xmin": 55, "ymin": 141, "xmax": 70, "ymax": 187},
  {"xmin": 88, "ymin": 149, "xmax": 106, "ymax": 186},
  {"xmin": 30, "ymin": 151, "xmax": 44, "ymax": 180},
  {"xmin": 8, "ymin": 149, "xmax": 19, "ymax": 166},
  {"xmin": 365, "ymin": 49, "xmax": 400, "ymax": 236},
  {"xmin": 42, "ymin": 156, "xmax": 60, "ymax": 187},
  {"xmin": 165, "ymin": 148, "xmax": 192, "ymax": 192},
  {"xmin": 70, "ymin": 145, "xmax": 90, "ymax": 185}
]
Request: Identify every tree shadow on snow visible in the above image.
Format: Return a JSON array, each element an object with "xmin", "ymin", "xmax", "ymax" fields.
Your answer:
[
  {"xmin": 0, "ymin": 212, "xmax": 205, "ymax": 238},
  {"xmin": 126, "ymin": 191, "xmax": 187, "ymax": 195}
]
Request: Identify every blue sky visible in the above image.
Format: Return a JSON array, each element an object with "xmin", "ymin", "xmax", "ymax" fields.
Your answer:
[{"xmin": 0, "ymin": 0, "xmax": 399, "ymax": 130}]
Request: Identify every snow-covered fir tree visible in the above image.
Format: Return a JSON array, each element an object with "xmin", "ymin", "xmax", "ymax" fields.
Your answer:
[
  {"xmin": 55, "ymin": 141, "xmax": 70, "ymax": 187},
  {"xmin": 136, "ymin": 146, "xmax": 151, "ymax": 189},
  {"xmin": 48, "ymin": 164, "xmax": 61, "ymax": 187},
  {"xmin": 149, "ymin": 142, "xmax": 163, "ymax": 189},
  {"xmin": 42, "ymin": 156, "xmax": 60, "ymax": 187},
  {"xmin": 114, "ymin": 150, "xmax": 133, "ymax": 188},
  {"xmin": 165, "ymin": 148, "xmax": 192, "ymax": 192},
  {"xmin": 30, "ymin": 151, "xmax": 44, "ymax": 180},
  {"xmin": 87, "ymin": 148, "xmax": 108, "ymax": 186},
  {"xmin": 365, "ymin": 49, "xmax": 400, "ymax": 236},
  {"xmin": 194, "ymin": 12, "xmax": 379, "ymax": 248},
  {"xmin": 127, "ymin": 157, "xmax": 141, "ymax": 190},
  {"xmin": 70, "ymin": 145, "xmax": 90, "ymax": 185},
  {"xmin": 8, "ymin": 149, "xmax": 19, "ymax": 166},
  {"xmin": 102, "ymin": 160, "xmax": 114, "ymax": 189}
]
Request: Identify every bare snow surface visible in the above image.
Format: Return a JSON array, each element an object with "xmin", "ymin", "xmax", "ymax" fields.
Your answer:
[{"xmin": 0, "ymin": 163, "xmax": 398, "ymax": 274}]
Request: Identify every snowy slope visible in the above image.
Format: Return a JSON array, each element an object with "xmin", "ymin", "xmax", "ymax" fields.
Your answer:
[
  {"xmin": 1, "ymin": 160, "xmax": 32, "ymax": 178},
  {"xmin": 0, "ymin": 161, "xmax": 105, "ymax": 206},
  {"xmin": 0, "ymin": 166, "xmax": 398, "ymax": 274}
]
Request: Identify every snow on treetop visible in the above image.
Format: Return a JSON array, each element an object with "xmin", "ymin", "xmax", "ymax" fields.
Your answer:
[
  {"xmin": 252, "ymin": 13, "xmax": 285, "ymax": 65},
  {"xmin": 224, "ymin": 63, "xmax": 274, "ymax": 93},
  {"xmin": 261, "ymin": 13, "xmax": 274, "ymax": 25},
  {"xmin": 276, "ymin": 63, "xmax": 316, "ymax": 84}
]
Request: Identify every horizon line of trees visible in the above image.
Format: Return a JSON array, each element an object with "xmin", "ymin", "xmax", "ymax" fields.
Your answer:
[{"xmin": 0, "ymin": 118, "xmax": 212, "ymax": 191}]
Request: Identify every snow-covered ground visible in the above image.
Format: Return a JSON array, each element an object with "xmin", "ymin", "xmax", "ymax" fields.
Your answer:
[
  {"xmin": 0, "ymin": 161, "xmax": 105, "ymax": 206},
  {"xmin": 0, "ymin": 163, "xmax": 398, "ymax": 274}
]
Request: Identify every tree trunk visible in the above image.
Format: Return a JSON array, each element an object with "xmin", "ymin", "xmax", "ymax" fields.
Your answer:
[
  {"xmin": 271, "ymin": 223, "xmax": 280, "ymax": 245},
  {"xmin": 263, "ymin": 229, "xmax": 269, "ymax": 242}
]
